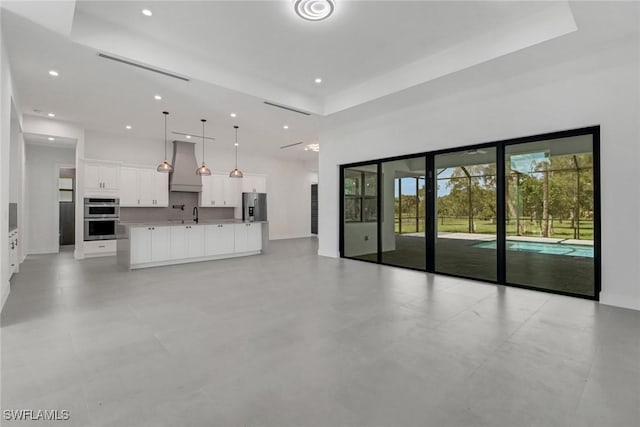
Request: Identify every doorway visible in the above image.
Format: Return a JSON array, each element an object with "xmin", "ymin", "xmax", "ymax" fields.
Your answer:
[
  {"xmin": 59, "ymin": 167, "xmax": 76, "ymax": 247},
  {"xmin": 311, "ymin": 184, "xmax": 318, "ymax": 235}
]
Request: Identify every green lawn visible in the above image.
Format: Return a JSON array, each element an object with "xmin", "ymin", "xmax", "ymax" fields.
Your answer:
[{"xmin": 394, "ymin": 217, "xmax": 593, "ymax": 240}]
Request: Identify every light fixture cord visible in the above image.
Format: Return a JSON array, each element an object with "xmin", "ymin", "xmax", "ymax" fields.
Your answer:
[
  {"xmin": 202, "ymin": 119, "xmax": 206, "ymax": 163},
  {"xmin": 164, "ymin": 113, "xmax": 167, "ymax": 160},
  {"xmin": 235, "ymin": 127, "xmax": 238, "ymax": 168}
]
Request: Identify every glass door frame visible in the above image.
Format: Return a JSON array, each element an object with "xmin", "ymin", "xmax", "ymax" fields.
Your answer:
[{"xmin": 339, "ymin": 125, "xmax": 601, "ymax": 300}]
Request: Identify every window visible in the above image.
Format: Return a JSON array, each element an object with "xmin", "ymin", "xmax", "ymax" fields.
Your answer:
[{"xmin": 344, "ymin": 169, "xmax": 377, "ymax": 222}]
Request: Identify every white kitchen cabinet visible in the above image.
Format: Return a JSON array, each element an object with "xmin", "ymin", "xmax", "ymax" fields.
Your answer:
[
  {"xmin": 241, "ymin": 174, "xmax": 267, "ymax": 194},
  {"xmin": 234, "ymin": 222, "xmax": 262, "ymax": 253},
  {"xmin": 205, "ymin": 223, "xmax": 235, "ymax": 255},
  {"xmin": 153, "ymin": 173, "xmax": 169, "ymax": 207},
  {"xmin": 223, "ymin": 176, "xmax": 239, "ymax": 206},
  {"xmin": 119, "ymin": 168, "xmax": 139, "ymax": 206},
  {"xmin": 200, "ymin": 173, "xmax": 238, "ymax": 207},
  {"xmin": 122, "ymin": 221, "xmax": 264, "ymax": 269},
  {"xmin": 84, "ymin": 239, "xmax": 116, "ymax": 257},
  {"xmin": 130, "ymin": 226, "xmax": 171, "ymax": 264},
  {"xmin": 84, "ymin": 161, "xmax": 120, "ymax": 196},
  {"xmin": 170, "ymin": 225, "xmax": 205, "ymax": 259},
  {"xmin": 120, "ymin": 167, "xmax": 168, "ymax": 207}
]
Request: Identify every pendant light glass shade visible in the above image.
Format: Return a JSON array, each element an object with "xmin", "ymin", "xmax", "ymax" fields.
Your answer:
[
  {"xmin": 157, "ymin": 111, "xmax": 174, "ymax": 173},
  {"xmin": 229, "ymin": 125, "xmax": 244, "ymax": 178},
  {"xmin": 196, "ymin": 119, "xmax": 212, "ymax": 176}
]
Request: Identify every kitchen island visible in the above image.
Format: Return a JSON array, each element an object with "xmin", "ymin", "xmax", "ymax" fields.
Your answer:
[{"xmin": 117, "ymin": 219, "xmax": 267, "ymax": 270}]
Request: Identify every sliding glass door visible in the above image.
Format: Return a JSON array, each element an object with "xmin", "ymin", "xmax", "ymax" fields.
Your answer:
[
  {"xmin": 434, "ymin": 147, "xmax": 497, "ymax": 281},
  {"xmin": 504, "ymin": 134, "xmax": 596, "ymax": 297},
  {"xmin": 380, "ymin": 156, "xmax": 427, "ymax": 270},
  {"xmin": 343, "ymin": 164, "xmax": 379, "ymax": 262},
  {"xmin": 339, "ymin": 127, "xmax": 599, "ymax": 300}
]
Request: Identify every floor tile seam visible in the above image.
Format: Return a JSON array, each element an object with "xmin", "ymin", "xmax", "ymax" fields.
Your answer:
[
  {"xmin": 79, "ymin": 381, "xmax": 96, "ymax": 427},
  {"xmin": 466, "ymin": 294, "xmax": 554, "ymax": 379},
  {"xmin": 571, "ymin": 351, "xmax": 596, "ymax": 420}
]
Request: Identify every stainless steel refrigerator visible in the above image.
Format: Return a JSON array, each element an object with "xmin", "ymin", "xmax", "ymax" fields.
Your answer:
[{"xmin": 242, "ymin": 192, "xmax": 267, "ymax": 222}]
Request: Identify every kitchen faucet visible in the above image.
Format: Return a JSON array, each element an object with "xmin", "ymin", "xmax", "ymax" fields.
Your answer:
[{"xmin": 193, "ymin": 206, "xmax": 199, "ymax": 224}]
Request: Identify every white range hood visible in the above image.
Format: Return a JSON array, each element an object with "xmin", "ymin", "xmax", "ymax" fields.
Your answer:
[{"xmin": 169, "ymin": 140, "xmax": 203, "ymax": 192}]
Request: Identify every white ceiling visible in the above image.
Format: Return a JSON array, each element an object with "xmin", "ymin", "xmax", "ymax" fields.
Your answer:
[{"xmin": 1, "ymin": 1, "xmax": 592, "ymax": 161}]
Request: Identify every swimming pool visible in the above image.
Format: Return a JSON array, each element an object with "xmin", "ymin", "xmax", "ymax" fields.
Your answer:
[{"xmin": 473, "ymin": 240, "xmax": 594, "ymax": 258}]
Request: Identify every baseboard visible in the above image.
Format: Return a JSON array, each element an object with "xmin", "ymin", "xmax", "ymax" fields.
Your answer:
[
  {"xmin": 317, "ymin": 249, "xmax": 339, "ymax": 258},
  {"xmin": 270, "ymin": 234, "xmax": 315, "ymax": 241},
  {"xmin": 1, "ymin": 280, "xmax": 10, "ymax": 312},
  {"xmin": 600, "ymin": 292, "xmax": 640, "ymax": 311},
  {"xmin": 27, "ymin": 248, "xmax": 59, "ymax": 255}
]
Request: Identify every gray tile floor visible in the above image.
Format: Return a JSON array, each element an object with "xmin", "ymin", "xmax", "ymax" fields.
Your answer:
[{"xmin": 2, "ymin": 238, "xmax": 639, "ymax": 427}]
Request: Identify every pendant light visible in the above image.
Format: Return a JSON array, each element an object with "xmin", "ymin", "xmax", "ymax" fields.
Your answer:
[
  {"xmin": 196, "ymin": 119, "xmax": 212, "ymax": 176},
  {"xmin": 157, "ymin": 111, "xmax": 174, "ymax": 172},
  {"xmin": 229, "ymin": 125, "xmax": 244, "ymax": 178}
]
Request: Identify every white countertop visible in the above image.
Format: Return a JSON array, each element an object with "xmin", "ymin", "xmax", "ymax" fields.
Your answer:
[{"xmin": 119, "ymin": 219, "xmax": 267, "ymax": 227}]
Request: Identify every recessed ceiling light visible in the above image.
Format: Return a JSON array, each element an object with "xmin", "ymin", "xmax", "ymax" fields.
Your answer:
[
  {"xmin": 49, "ymin": 70, "xmax": 59, "ymax": 77},
  {"xmin": 47, "ymin": 113, "xmax": 55, "ymax": 117},
  {"xmin": 283, "ymin": 125, "xmax": 289, "ymax": 129},
  {"xmin": 235, "ymin": 143, "xmax": 239, "ymax": 147},
  {"xmin": 230, "ymin": 113, "xmax": 237, "ymax": 118},
  {"xmin": 186, "ymin": 135, "xmax": 191, "ymax": 139},
  {"xmin": 306, "ymin": 143, "xmax": 320, "ymax": 152},
  {"xmin": 154, "ymin": 94, "xmax": 162, "ymax": 100},
  {"xmin": 125, "ymin": 125, "xmax": 132, "ymax": 130},
  {"xmin": 142, "ymin": 9, "xmax": 152, "ymax": 17},
  {"xmin": 294, "ymin": 0, "xmax": 335, "ymax": 21},
  {"xmin": 315, "ymin": 78, "xmax": 322, "ymax": 84},
  {"xmin": 48, "ymin": 137, "xmax": 55, "ymax": 141}
]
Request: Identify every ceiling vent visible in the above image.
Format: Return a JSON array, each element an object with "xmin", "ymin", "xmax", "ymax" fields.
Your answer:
[
  {"xmin": 280, "ymin": 142, "xmax": 305, "ymax": 149},
  {"xmin": 97, "ymin": 53, "xmax": 190, "ymax": 82},
  {"xmin": 263, "ymin": 101, "xmax": 311, "ymax": 116}
]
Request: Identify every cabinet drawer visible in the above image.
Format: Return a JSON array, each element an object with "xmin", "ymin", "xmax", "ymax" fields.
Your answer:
[{"xmin": 84, "ymin": 239, "xmax": 117, "ymax": 255}]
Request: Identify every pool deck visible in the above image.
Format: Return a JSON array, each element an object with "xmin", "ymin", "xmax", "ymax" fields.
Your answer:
[{"xmin": 404, "ymin": 232, "xmax": 594, "ymax": 246}]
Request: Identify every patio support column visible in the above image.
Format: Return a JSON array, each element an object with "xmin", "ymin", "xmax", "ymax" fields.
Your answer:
[
  {"xmin": 461, "ymin": 166, "xmax": 472, "ymax": 233},
  {"xmin": 398, "ymin": 178, "xmax": 402, "ymax": 234},
  {"xmin": 416, "ymin": 177, "xmax": 419, "ymax": 233},
  {"xmin": 573, "ymin": 155, "xmax": 581, "ymax": 240}
]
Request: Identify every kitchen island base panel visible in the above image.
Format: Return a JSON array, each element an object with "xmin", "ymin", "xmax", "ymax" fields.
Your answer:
[
  {"xmin": 117, "ymin": 221, "xmax": 265, "ymax": 270},
  {"xmin": 129, "ymin": 250, "xmax": 261, "ymax": 270}
]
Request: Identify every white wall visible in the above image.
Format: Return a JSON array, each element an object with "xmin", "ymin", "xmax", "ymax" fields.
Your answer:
[
  {"xmin": 319, "ymin": 10, "xmax": 640, "ymax": 310},
  {"xmin": 84, "ymin": 130, "xmax": 317, "ymax": 240},
  {"xmin": 0, "ymin": 11, "xmax": 21, "ymax": 310},
  {"xmin": 24, "ymin": 144, "xmax": 75, "ymax": 254}
]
